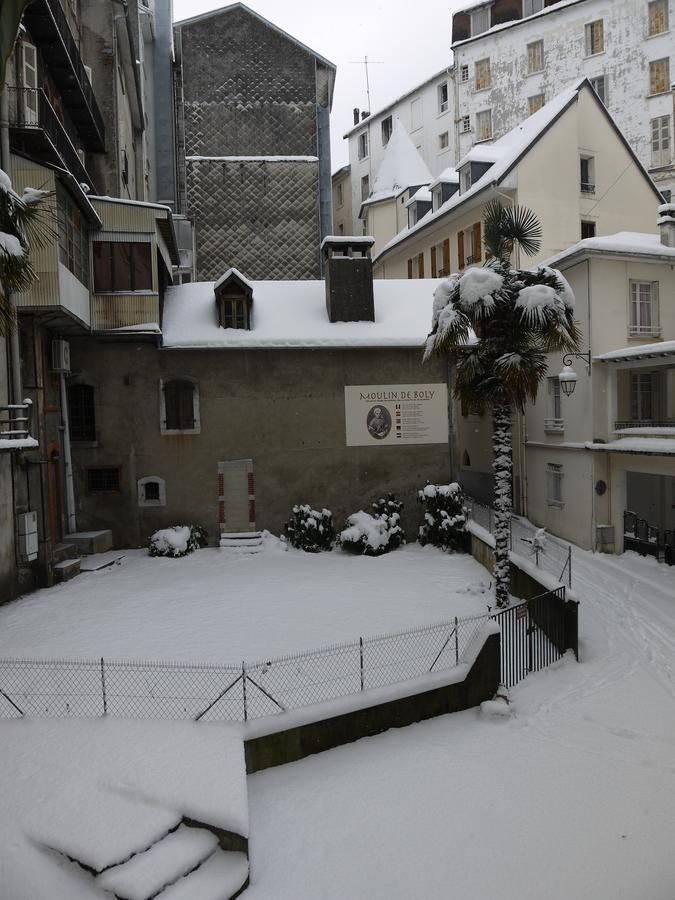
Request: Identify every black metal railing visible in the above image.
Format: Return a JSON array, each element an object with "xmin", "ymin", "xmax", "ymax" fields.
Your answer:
[
  {"xmin": 24, "ymin": 0, "xmax": 105, "ymax": 151},
  {"xmin": 0, "ymin": 401, "xmax": 35, "ymax": 448},
  {"xmin": 615, "ymin": 419, "xmax": 675, "ymax": 431},
  {"xmin": 623, "ymin": 511, "xmax": 672, "ymax": 564},
  {"xmin": 580, "ymin": 182, "xmax": 595, "ymax": 193},
  {"xmin": 7, "ymin": 87, "xmax": 92, "ymax": 188}
]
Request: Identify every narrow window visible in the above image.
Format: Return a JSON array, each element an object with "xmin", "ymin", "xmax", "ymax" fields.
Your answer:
[
  {"xmin": 21, "ymin": 42, "xmax": 38, "ymax": 124},
  {"xmin": 68, "ymin": 384, "xmax": 96, "ymax": 442},
  {"xmin": 589, "ymin": 75, "xmax": 608, "ymax": 106},
  {"xmin": 649, "ymin": 58, "xmax": 670, "ymax": 94},
  {"xmin": 585, "ymin": 20, "xmax": 604, "ymax": 56},
  {"xmin": 438, "ymin": 131, "xmax": 449, "ymax": 150},
  {"xmin": 528, "ymin": 94, "xmax": 545, "ymax": 115},
  {"xmin": 470, "ymin": 5, "xmax": 490, "ymax": 36},
  {"xmin": 546, "ymin": 463, "xmax": 564, "ymax": 507},
  {"xmin": 476, "ymin": 109, "xmax": 492, "ymax": 141},
  {"xmin": 162, "ymin": 379, "xmax": 197, "ymax": 431},
  {"xmin": 546, "ymin": 377, "xmax": 563, "ymax": 431},
  {"xmin": 523, "ymin": 0, "xmax": 544, "ymax": 14},
  {"xmin": 462, "ymin": 449, "xmax": 471, "ymax": 467},
  {"xmin": 137, "ymin": 476, "xmax": 166, "ymax": 507},
  {"xmin": 527, "ymin": 40, "xmax": 544, "ymax": 74},
  {"xmin": 580, "ymin": 156, "xmax": 595, "ymax": 193},
  {"xmin": 581, "ymin": 220, "xmax": 596, "ymax": 239},
  {"xmin": 460, "ymin": 64, "xmax": 469, "ymax": 84},
  {"xmin": 411, "ymin": 97, "xmax": 422, "ymax": 130},
  {"xmin": 87, "ymin": 468, "xmax": 121, "ymax": 493},
  {"xmin": 438, "ymin": 82, "xmax": 449, "ymax": 113},
  {"xmin": 336, "ymin": 182, "xmax": 343, "ymax": 207},
  {"xmin": 93, "ymin": 242, "xmax": 152, "ymax": 292},
  {"xmin": 629, "ymin": 281, "xmax": 660, "ymax": 336},
  {"xmin": 651, "ymin": 115, "xmax": 671, "ymax": 167},
  {"xmin": 381, "ymin": 115, "xmax": 393, "ymax": 146},
  {"xmin": 474, "ymin": 58, "xmax": 491, "ymax": 91},
  {"xmin": 144, "ymin": 481, "xmax": 160, "ymax": 501},
  {"xmin": 460, "ymin": 114, "xmax": 471, "ymax": 133},
  {"xmin": 631, "ymin": 372, "xmax": 655, "ymax": 421},
  {"xmin": 358, "ymin": 131, "xmax": 368, "ymax": 159},
  {"xmin": 360, "ymin": 174, "xmax": 369, "ymax": 201},
  {"xmin": 648, "ymin": 0, "xmax": 668, "ymax": 36}
]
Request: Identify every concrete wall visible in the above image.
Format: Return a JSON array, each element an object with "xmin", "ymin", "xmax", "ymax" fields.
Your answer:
[
  {"xmin": 453, "ymin": 0, "xmax": 675, "ymax": 197},
  {"xmin": 0, "ymin": 336, "xmax": 17, "ymax": 603},
  {"xmin": 67, "ymin": 341, "xmax": 452, "ymax": 547},
  {"xmin": 332, "ymin": 168, "xmax": 353, "ymax": 237}
]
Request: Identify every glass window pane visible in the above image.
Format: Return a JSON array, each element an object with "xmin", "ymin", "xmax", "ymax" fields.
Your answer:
[{"xmin": 132, "ymin": 243, "xmax": 153, "ymax": 290}]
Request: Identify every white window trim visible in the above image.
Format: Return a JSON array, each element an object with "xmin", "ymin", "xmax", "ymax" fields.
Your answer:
[
  {"xmin": 526, "ymin": 40, "xmax": 545, "ymax": 75},
  {"xmin": 357, "ymin": 131, "xmax": 369, "ymax": 160},
  {"xmin": 629, "ymin": 280, "xmax": 661, "ymax": 337},
  {"xmin": 546, "ymin": 463, "xmax": 564, "ymax": 508},
  {"xmin": 475, "ymin": 109, "xmax": 492, "ymax": 142},
  {"xmin": 159, "ymin": 377, "xmax": 201, "ymax": 435},
  {"xmin": 545, "ymin": 377, "xmax": 564, "ymax": 432},
  {"xmin": 137, "ymin": 476, "xmax": 166, "ymax": 508}
]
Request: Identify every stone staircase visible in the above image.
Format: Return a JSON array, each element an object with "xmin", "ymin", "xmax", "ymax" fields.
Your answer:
[
  {"xmin": 51, "ymin": 530, "xmax": 116, "ymax": 584},
  {"xmin": 219, "ymin": 531, "xmax": 263, "ymax": 554},
  {"xmin": 57, "ymin": 819, "xmax": 249, "ymax": 900}
]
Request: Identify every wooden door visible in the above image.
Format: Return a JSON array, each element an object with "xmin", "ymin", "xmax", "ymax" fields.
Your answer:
[{"xmin": 218, "ymin": 459, "xmax": 255, "ymax": 532}]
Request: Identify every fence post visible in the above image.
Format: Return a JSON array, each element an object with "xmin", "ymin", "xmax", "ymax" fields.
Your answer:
[
  {"xmin": 242, "ymin": 661, "xmax": 248, "ymax": 722},
  {"xmin": 454, "ymin": 617, "xmax": 459, "ymax": 666},
  {"xmin": 359, "ymin": 637, "xmax": 364, "ymax": 691},
  {"xmin": 568, "ymin": 545, "xmax": 572, "ymax": 588},
  {"xmin": 100, "ymin": 657, "xmax": 107, "ymax": 716}
]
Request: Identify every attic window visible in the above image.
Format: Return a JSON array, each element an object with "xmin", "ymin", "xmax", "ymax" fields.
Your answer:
[
  {"xmin": 219, "ymin": 295, "xmax": 250, "ymax": 329},
  {"xmin": 470, "ymin": 5, "xmax": 490, "ymax": 36}
]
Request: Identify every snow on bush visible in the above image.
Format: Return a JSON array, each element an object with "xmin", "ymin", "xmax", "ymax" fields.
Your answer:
[
  {"xmin": 417, "ymin": 481, "xmax": 468, "ymax": 551},
  {"xmin": 148, "ymin": 525, "xmax": 207, "ymax": 558},
  {"xmin": 339, "ymin": 493, "xmax": 405, "ymax": 556},
  {"xmin": 459, "ymin": 267, "xmax": 504, "ymax": 312},
  {"xmin": 285, "ymin": 504, "xmax": 334, "ymax": 552}
]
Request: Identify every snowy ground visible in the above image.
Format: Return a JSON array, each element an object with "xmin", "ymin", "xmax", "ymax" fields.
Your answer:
[
  {"xmin": 0, "ymin": 540, "xmax": 491, "ymax": 663},
  {"xmin": 244, "ymin": 549, "xmax": 675, "ymax": 899}
]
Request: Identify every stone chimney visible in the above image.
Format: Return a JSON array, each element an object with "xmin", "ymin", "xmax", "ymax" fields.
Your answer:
[
  {"xmin": 361, "ymin": 110, "xmax": 369, "ymax": 120},
  {"xmin": 658, "ymin": 203, "xmax": 675, "ymax": 247},
  {"xmin": 353, "ymin": 107, "xmax": 360, "ymax": 126},
  {"xmin": 322, "ymin": 236, "xmax": 376, "ymax": 323}
]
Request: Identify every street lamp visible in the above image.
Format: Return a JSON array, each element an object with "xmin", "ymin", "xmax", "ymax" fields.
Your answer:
[{"xmin": 558, "ymin": 351, "xmax": 591, "ymax": 397}]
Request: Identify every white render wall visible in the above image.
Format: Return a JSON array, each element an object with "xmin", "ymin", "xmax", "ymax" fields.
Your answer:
[
  {"xmin": 453, "ymin": 0, "xmax": 675, "ymax": 197},
  {"xmin": 345, "ymin": 71, "xmax": 454, "ymax": 232}
]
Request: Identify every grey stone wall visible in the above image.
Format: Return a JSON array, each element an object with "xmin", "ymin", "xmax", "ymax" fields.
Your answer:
[
  {"xmin": 188, "ymin": 158, "xmax": 320, "ymax": 280},
  {"xmin": 67, "ymin": 340, "xmax": 451, "ymax": 548},
  {"xmin": 0, "ymin": 336, "xmax": 17, "ymax": 604}
]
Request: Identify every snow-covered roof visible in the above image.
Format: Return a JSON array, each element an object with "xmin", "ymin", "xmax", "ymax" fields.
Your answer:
[
  {"xmin": 405, "ymin": 187, "xmax": 432, "ymax": 208},
  {"xmin": 90, "ymin": 195, "xmax": 173, "ymax": 213},
  {"xmin": 374, "ymin": 81, "xmax": 585, "ymax": 264},
  {"xmin": 545, "ymin": 233, "xmax": 675, "ymax": 269},
  {"xmin": 452, "ymin": 0, "xmax": 588, "ymax": 48},
  {"xmin": 186, "ymin": 156, "xmax": 318, "ymax": 163},
  {"xmin": 586, "ymin": 438, "xmax": 675, "ymax": 455},
  {"xmin": 365, "ymin": 122, "xmax": 433, "ymax": 208},
  {"xmin": 162, "ymin": 279, "xmax": 443, "ymax": 349},
  {"xmin": 594, "ymin": 339, "xmax": 675, "ymax": 362},
  {"xmin": 320, "ymin": 235, "xmax": 375, "ymax": 249},
  {"xmin": 214, "ymin": 267, "xmax": 253, "ymax": 292},
  {"xmin": 429, "ymin": 168, "xmax": 459, "ymax": 190}
]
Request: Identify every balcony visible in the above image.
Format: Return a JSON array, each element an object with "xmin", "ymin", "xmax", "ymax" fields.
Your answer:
[
  {"xmin": 0, "ymin": 402, "xmax": 37, "ymax": 451},
  {"xmin": 580, "ymin": 182, "xmax": 596, "ymax": 194},
  {"xmin": 615, "ymin": 419, "xmax": 675, "ymax": 432},
  {"xmin": 22, "ymin": 0, "xmax": 105, "ymax": 152},
  {"xmin": 7, "ymin": 87, "xmax": 94, "ymax": 191},
  {"xmin": 544, "ymin": 418, "xmax": 565, "ymax": 433}
]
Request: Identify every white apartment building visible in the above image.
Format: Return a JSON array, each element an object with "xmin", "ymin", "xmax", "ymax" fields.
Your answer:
[
  {"xmin": 452, "ymin": 0, "xmax": 675, "ymax": 199},
  {"xmin": 343, "ymin": 68, "xmax": 454, "ymax": 233}
]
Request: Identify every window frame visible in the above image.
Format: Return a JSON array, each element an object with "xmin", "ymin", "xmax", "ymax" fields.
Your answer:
[
  {"xmin": 67, "ymin": 383, "xmax": 96, "ymax": 443},
  {"xmin": 528, "ymin": 93, "xmax": 545, "ymax": 115},
  {"xmin": 630, "ymin": 371, "xmax": 656, "ymax": 421},
  {"xmin": 527, "ymin": 39, "xmax": 544, "ymax": 75},
  {"xmin": 475, "ymin": 108, "xmax": 492, "ymax": 142},
  {"xmin": 460, "ymin": 114, "xmax": 471, "ymax": 134},
  {"xmin": 410, "ymin": 96, "xmax": 423, "ymax": 131},
  {"xmin": 57, "ymin": 186, "xmax": 90, "ymax": 288},
  {"xmin": 474, "ymin": 57, "xmax": 491, "ymax": 92},
  {"xmin": 648, "ymin": 0, "xmax": 668, "ymax": 36},
  {"xmin": 438, "ymin": 131, "xmax": 449, "ymax": 151},
  {"xmin": 92, "ymin": 241, "xmax": 153, "ymax": 293},
  {"xmin": 629, "ymin": 280, "xmax": 661, "ymax": 337},
  {"xmin": 470, "ymin": 4, "xmax": 490, "ymax": 36},
  {"xmin": 360, "ymin": 174, "xmax": 370, "ymax": 201},
  {"xmin": 581, "ymin": 219, "xmax": 597, "ymax": 239},
  {"xmin": 589, "ymin": 75, "xmax": 608, "ymax": 106},
  {"xmin": 585, "ymin": 19, "xmax": 604, "ymax": 56},
  {"xmin": 381, "ymin": 115, "xmax": 393, "ymax": 146},
  {"xmin": 160, "ymin": 377, "xmax": 201, "ymax": 435},
  {"xmin": 137, "ymin": 475, "xmax": 167, "ymax": 508},
  {"xmin": 546, "ymin": 463, "xmax": 564, "ymax": 508},
  {"xmin": 649, "ymin": 57, "xmax": 670, "ymax": 95},
  {"xmin": 460, "ymin": 64, "xmax": 470, "ymax": 84},
  {"xmin": 336, "ymin": 182, "xmax": 343, "ymax": 208},
  {"xmin": 651, "ymin": 115, "xmax": 671, "ymax": 167},
  {"xmin": 357, "ymin": 130, "xmax": 369, "ymax": 160},
  {"xmin": 86, "ymin": 467, "xmax": 121, "ymax": 495},
  {"xmin": 545, "ymin": 377, "xmax": 564, "ymax": 432},
  {"xmin": 523, "ymin": 0, "xmax": 544, "ymax": 15},
  {"xmin": 437, "ymin": 82, "xmax": 449, "ymax": 113},
  {"xmin": 580, "ymin": 155, "xmax": 596, "ymax": 193}
]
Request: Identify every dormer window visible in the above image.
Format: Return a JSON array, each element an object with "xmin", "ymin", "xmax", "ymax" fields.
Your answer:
[
  {"xmin": 470, "ymin": 4, "xmax": 491, "ymax": 36},
  {"xmin": 214, "ymin": 268, "xmax": 253, "ymax": 331}
]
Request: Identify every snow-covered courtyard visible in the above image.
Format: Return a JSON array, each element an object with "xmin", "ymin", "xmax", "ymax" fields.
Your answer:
[{"xmin": 0, "ymin": 539, "xmax": 491, "ymax": 663}]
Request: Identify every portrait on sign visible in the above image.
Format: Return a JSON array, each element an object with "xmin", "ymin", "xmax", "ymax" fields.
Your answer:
[{"xmin": 366, "ymin": 405, "xmax": 392, "ymax": 440}]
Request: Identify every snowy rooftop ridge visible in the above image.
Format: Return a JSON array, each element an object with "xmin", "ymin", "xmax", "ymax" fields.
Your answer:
[
  {"xmin": 374, "ymin": 80, "xmax": 586, "ymax": 264},
  {"xmin": 594, "ymin": 339, "xmax": 675, "ymax": 362},
  {"xmin": 452, "ymin": 0, "xmax": 589, "ymax": 47},
  {"xmin": 162, "ymin": 279, "xmax": 443, "ymax": 349},
  {"xmin": 186, "ymin": 155, "xmax": 319, "ymax": 163},
  {"xmin": 544, "ymin": 232, "xmax": 675, "ymax": 268},
  {"xmin": 368, "ymin": 122, "xmax": 432, "ymax": 201},
  {"xmin": 214, "ymin": 267, "xmax": 253, "ymax": 291}
]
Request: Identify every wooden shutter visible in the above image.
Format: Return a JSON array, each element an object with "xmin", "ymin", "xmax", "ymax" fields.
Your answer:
[
  {"xmin": 418, "ymin": 253, "xmax": 424, "ymax": 278},
  {"xmin": 431, "ymin": 246, "xmax": 437, "ymax": 278},
  {"xmin": 458, "ymin": 231, "xmax": 465, "ymax": 270},
  {"xmin": 442, "ymin": 238, "xmax": 450, "ymax": 274},
  {"xmin": 473, "ymin": 222, "xmax": 482, "ymax": 262},
  {"xmin": 407, "ymin": 258, "xmax": 413, "ymax": 279},
  {"xmin": 164, "ymin": 380, "xmax": 195, "ymax": 430}
]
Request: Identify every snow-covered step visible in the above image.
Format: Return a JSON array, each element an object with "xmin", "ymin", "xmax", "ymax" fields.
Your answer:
[
  {"xmin": 219, "ymin": 531, "xmax": 263, "ymax": 553},
  {"xmin": 96, "ymin": 824, "xmax": 219, "ymax": 900},
  {"xmin": 66, "ymin": 529, "xmax": 113, "ymax": 555},
  {"xmin": 155, "ymin": 850, "xmax": 249, "ymax": 900},
  {"xmin": 53, "ymin": 557, "xmax": 81, "ymax": 582},
  {"xmin": 80, "ymin": 550, "xmax": 126, "ymax": 572}
]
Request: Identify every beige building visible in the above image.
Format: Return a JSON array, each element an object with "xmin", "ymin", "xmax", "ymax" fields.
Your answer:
[
  {"xmin": 522, "ymin": 221, "xmax": 675, "ymax": 557},
  {"xmin": 371, "ymin": 79, "xmax": 663, "ymax": 279},
  {"xmin": 332, "ymin": 165, "xmax": 353, "ymax": 236}
]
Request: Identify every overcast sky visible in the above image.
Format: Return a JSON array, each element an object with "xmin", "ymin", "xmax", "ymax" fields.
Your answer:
[{"xmin": 172, "ymin": 0, "xmax": 469, "ymax": 171}]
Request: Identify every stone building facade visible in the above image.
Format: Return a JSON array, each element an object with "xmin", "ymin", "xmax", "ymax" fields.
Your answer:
[{"xmin": 174, "ymin": 3, "xmax": 335, "ymax": 280}]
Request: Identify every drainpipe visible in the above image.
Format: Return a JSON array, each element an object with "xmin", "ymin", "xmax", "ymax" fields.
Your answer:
[
  {"xmin": 59, "ymin": 370, "xmax": 77, "ymax": 533},
  {"xmin": 0, "ymin": 89, "xmax": 23, "ymax": 404}
]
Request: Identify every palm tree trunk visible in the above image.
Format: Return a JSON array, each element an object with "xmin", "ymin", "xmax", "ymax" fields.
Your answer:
[{"xmin": 492, "ymin": 402, "xmax": 512, "ymax": 608}]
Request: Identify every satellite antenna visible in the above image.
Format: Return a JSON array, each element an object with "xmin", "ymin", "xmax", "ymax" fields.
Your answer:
[{"xmin": 349, "ymin": 54, "xmax": 384, "ymax": 113}]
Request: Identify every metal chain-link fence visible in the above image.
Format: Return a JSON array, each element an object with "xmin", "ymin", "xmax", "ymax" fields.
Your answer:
[
  {"xmin": 0, "ymin": 613, "xmax": 492, "ymax": 722},
  {"xmin": 465, "ymin": 496, "xmax": 573, "ymax": 588}
]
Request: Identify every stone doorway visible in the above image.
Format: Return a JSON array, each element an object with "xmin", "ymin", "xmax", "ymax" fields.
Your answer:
[{"xmin": 218, "ymin": 459, "xmax": 255, "ymax": 533}]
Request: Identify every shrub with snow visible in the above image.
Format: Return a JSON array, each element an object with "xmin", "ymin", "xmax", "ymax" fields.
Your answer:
[
  {"xmin": 417, "ymin": 481, "xmax": 468, "ymax": 551},
  {"xmin": 148, "ymin": 525, "xmax": 207, "ymax": 558},
  {"xmin": 339, "ymin": 493, "xmax": 405, "ymax": 556},
  {"xmin": 285, "ymin": 504, "xmax": 334, "ymax": 552}
]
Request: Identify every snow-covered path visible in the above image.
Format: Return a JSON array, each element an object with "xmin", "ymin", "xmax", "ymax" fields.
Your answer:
[{"xmin": 246, "ymin": 550, "xmax": 675, "ymax": 899}]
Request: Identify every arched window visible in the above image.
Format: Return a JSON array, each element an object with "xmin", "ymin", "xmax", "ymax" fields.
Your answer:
[
  {"xmin": 137, "ymin": 476, "xmax": 166, "ymax": 507},
  {"xmin": 462, "ymin": 449, "xmax": 471, "ymax": 468},
  {"xmin": 68, "ymin": 384, "xmax": 96, "ymax": 441},
  {"xmin": 160, "ymin": 378, "xmax": 200, "ymax": 433}
]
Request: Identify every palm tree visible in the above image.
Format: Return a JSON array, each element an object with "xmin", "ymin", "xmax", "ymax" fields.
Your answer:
[
  {"xmin": 0, "ymin": 169, "xmax": 54, "ymax": 334},
  {"xmin": 425, "ymin": 201, "xmax": 581, "ymax": 607}
]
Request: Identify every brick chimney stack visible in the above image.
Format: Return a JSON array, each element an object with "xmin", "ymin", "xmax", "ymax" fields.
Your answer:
[{"xmin": 321, "ymin": 237, "xmax": 376, "ymax": 323}]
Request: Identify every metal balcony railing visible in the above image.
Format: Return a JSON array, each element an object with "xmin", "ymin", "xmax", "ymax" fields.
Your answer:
[
  {"xmin": 615, "ymin": 419, "xmax": 675, "ymax": 431},
  {"xmin": 580, "ymin": 182, "xmax": 596, "ymax": 193},
  {"xmin": 7, "ymin": 87, "xmax": 92, "ymax": 189},
  {"xmin": 0, "ymin": 401, "xmax": 35, "ymax": 449},
  {"xmin": 22, "ymin": 0, "xmax": 105, "ymax": 152}
]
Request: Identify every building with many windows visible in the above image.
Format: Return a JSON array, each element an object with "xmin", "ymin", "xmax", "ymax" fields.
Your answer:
[{"xmin": 451, "ymin": 0, "xmax": 675, "ymax": 200}]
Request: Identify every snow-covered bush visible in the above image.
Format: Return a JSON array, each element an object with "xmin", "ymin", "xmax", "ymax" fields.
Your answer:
[
  {"xmin": 339, "ymin": 493, "xmax": 405, "ymax": 556},
  {"xmin": 417, "ymin": 481, "xmax": 468, "ymax": 551},
  {"xmin": 285, "ymin": 504, "xmax": 334, "ymax": 552},
  {"xmin": 148, "ymin": 525, "xmax": 207, "ymax": 558}
]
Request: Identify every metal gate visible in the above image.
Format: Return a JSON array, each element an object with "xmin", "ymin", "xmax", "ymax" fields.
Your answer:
[{"xmin": 492, "ymin": 587, "xmax": 570, "ymax": 688}]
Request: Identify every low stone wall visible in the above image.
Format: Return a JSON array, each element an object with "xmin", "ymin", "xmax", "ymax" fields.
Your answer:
[{"xmin": 244, "ymin": 631, "xmax": 501, "ymax": 773}]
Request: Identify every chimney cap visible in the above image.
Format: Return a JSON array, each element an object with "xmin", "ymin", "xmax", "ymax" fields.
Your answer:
[{"xmin": 321, "ymin": 235, "xmax": 375, "ymax": 256}]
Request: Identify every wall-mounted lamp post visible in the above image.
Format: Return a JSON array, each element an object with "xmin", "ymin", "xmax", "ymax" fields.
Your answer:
[{"xmin": 558, "ymin": 351, "xmax": 591, "ymax": 397}]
